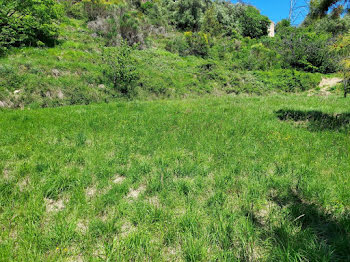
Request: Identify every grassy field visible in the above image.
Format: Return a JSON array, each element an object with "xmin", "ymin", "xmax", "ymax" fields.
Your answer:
[{"xmin": 0, "ymin": 95, "xmax": 350, "ymax": 261}]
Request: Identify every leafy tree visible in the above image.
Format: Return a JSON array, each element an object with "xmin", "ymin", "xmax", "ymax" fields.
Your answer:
[
  {"xmin": 276, "ymin": 19, "xmax": 291, "ymax": 34},
  {"xmin": 201, "ymin": 6, "xmax": 223, "ymax": 37},
  {"xmin": 308, "ymin": 0, "xmax": 349, "ymax": 18},
  {"xmin": 235, "ymin": 5, "xmax": 270, "ymax": 39},
  {"xmin": 0, "ymin": 0, "xmax": 60, "ymax": 55},
  {"xmin": 170, "ymin": 0, "xmax": 206, "ymax": 31}
]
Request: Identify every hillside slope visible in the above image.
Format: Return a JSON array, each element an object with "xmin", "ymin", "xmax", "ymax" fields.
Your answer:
[{"xmin": 0, "ymin": 19, "xmax": 327, "ymax": 109}]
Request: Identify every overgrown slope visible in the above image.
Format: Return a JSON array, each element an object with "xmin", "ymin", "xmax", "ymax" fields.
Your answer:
[{"xmin": 0, "ymin": 19, "xmax": 326, "ymax": 109}]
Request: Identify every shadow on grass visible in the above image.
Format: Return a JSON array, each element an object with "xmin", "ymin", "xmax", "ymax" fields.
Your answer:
[
  {"xmin": 271, "ymin": 189, "xmax": 350, "ymax": 261},
  {"xmin": 275, "ymin": 109, "xmax": 350, "ymax": 132}
]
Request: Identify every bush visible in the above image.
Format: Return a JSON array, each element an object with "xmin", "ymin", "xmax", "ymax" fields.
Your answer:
[
  {"xmin": 247, "ymin": 43, "xmax": 281, "ymax": 70},
  {"xmin": 102, "ymin": 42, "xmax": 139, "ymax": 95},
  {"xmin": 60, "ymin": 0, "xmax": 86, "ymax": 20},
  {"xmin": 254, "ymin": 70, "xmax": 322, "ymax": 92},
  {"xmin": 165, "ymin": 34, "xmax": 190, "ymax": 55},
  {"xmin": 82, "ymin": 0, "xmax": 119, "ymax": 21},
  {"xmin": 87, "ymin": 6, "xmax": 147, "ymax": 47},
  {"xmin": 273, "ymin": 27, "xmax": 339, "ymax": 73},
  {"xmin": 0, "ymin": 0, "xmax": 60, "ymax": 55},
  {"xmin": 166, "ymin": 31, "xmax": 212, "ymax": 57},
  {"xmin": 184, "ymin": 31, "xmax": 212, "ymax": 57}
]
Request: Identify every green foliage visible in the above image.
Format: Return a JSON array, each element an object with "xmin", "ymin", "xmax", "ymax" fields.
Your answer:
[
  {"xmin": 170, "ymin": 0, "xmax": 206, "ymax": 31},
  {"xmin": 166, "ymin": 31, "xmax": 212, "ymax": 57},
  {"xmin": 254, "ymin": 70, "xmax": 322, "ymax": 92},
  {"xmin": 165, "ymin": 34, "xmax": 190, "ymax": 56},
  {"xmin": 236, "ymin": 5, "xmax": 270, "ymax": 39},
  {"xmin": 183, "ymin": 31, "xmax": 212, "ymax": 57},
  {"xmin": 275, "ymin": 19, "xmax": 291, "ymax": 34},
  {"xmin": 102, "ymin": 42, "xmax": 139, "ymax": 95},
  {"xmin": 308, "ymin": 0, "xmax": 347, "ymax": 19},
  {"xmin": 272, "ymin": 26, "xmax": 339, "ymax": 73},
  {"xmin": 119, "ymin": 11, "xmax": 144, "ymax": 46},
  {"xmin": 201, "ymin": 6, "xmax": 223, "ymax": 37},
  {"xmin": 82, "ymin": 0, "xmax": 124, "ymax": 21},
  {"xmin": 312, "ymin": 16, "xmax": 349, "ymax": 36},
  {"xmin": 247, "ymin": 43, "xmax": 281, "ymax": 70},
  {"xmin": 0, "ymin": 0, "xmax": 60, "ymax": 55},
  {"xmin": 60, "ymin": 0, "xmax": 86, "ymax": 20},
  {"xmin": 142, "ymin": 2, "xmax": 168, "ymax": 27}
]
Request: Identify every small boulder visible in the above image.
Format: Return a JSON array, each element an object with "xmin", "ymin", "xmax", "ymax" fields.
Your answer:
[
  {"xmin": 52, "ymin": 69, "xmax": 60, "ymax": 77},
  {"xmin": 57, "ymin": 90, "xmax": 64, "ymax": 99}
]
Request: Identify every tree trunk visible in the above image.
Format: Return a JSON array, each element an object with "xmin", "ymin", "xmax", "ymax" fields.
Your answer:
[{"xmin": 344, "ymin": 78, "xmax": 348, "ymax": 98}]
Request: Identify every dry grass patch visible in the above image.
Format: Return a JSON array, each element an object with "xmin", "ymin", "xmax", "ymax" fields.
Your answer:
[
  {"xmin": 147, "ymin": 196, "xmax": 161, "ymax": 208},
  {"xmin": 85, "ymin": 186, "xmax": 96, "ymax": 199},
  {"xmin": 127, "ymin": 185, "xmax": 146, "ymax": 199},
  {"xmin": 120, "ymin": 221, "xmax": 136, "ymax": 238},
  {"xmin": 76, "ymin": 220, "xmax": 88, "ymax": 234},
  {"xmin": 18, "ymin": 177, "xmax": 30, "ymax": 192},
  {"xmin": 113, "ymin": 174, "xmax": 125, "ymax": 184},
  {"xmin": 45, "ymin": 198, "xmax": 65, "ymax": 213}
]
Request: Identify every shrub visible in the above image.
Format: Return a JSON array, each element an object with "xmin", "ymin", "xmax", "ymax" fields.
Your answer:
[
  {"xmin": 87, "ymin": 6, "xmax": 147, "ymax": 47},
  {"xmin": 60, "ymin": 0, "xmax": 86, "ymax": 19},
  {"xmin": 184, "ymin": 31, "xmax": 212, "ymax": 57},
  {"xmin": 82, "ymin": 0, "xmax": 122, "ymax": 21},
  {"xmin": 165, "ymin": 31, "xmax": 212, "ymax": 57},
  {"xmin": 0, "ymin": 0, "xmax": 60, "ymax": 55},
  {"xmin": 273, "ymin": 27, "xmax": 339, "ymax": 73},
  {"xmin": 247, "ymin": 43, "xmax": 281, "ymax": 70},
  {"xmin": 227, "ymin": 72, "xmax": 266, "ymax": 94},
  {"xmin": 165, "ymin": 34, "xmax": 190, "ymax": 55},
  {"xmin": 102, "ymin": 42, "xmax": 139, "ymax": 95},
  {"xmin": 119, "ymin": 11, "xmax": 145, "ymax": 46},
  {"xmin": 201, "ymin": 6, "xmax": 224, "ymax": 37},
  {"xmin": 254, "ymin": 70, "xmax": 322, "ymax": 92}
]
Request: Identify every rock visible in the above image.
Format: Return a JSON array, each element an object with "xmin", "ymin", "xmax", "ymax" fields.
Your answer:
[
  {"xmin": 57, "ymin": 90, "xmax": 64, "ymax": 99},
  {"xmin": 52, "ymin": 69, "xmax": 60, "ymax": 77},
  {"xmin": 98, "ymin": 84, "xmax": 105, "ymax": 89},
  {"xmin": 14, "ymin": 90, "xmax": 21, "ymax": 94}
]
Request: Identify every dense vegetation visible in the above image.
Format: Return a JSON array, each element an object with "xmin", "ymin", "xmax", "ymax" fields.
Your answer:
[
  {"xmin": 1, "ymin": 0, "xmax": 349, "ymax": 108},
  {"xmin": 1, "ymin": 0, "xmax": 350, "ymax": 261}
]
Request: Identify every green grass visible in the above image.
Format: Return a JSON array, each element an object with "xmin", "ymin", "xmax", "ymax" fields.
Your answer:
[{"xmin": 1, "ymin": 95, "xmax": 349, "ymax": 261}]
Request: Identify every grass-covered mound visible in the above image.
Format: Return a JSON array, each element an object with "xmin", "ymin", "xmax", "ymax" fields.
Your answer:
[{"xmin": 1, "ymin": 95, "xmax": 349, "ymax": 261}]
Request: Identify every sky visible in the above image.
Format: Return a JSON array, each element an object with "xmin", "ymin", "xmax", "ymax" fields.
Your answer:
[{"xmin": 232, "ymin": 0, "xmax": 309, "ymax": 25}]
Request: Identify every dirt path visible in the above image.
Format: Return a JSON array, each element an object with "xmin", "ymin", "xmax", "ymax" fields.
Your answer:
[
  {"xmin": 319, "ymin": 77, "xmax": 343, "ymax": 88},
  {"xmin": 308, "ymin": 77, "xmax": 343, "ymax": 96}
]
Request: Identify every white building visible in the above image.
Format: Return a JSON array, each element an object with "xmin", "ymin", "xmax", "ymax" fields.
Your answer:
[{"xmin": 268, "ymin": 22, "xmax": 275, "ymax": 37}]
